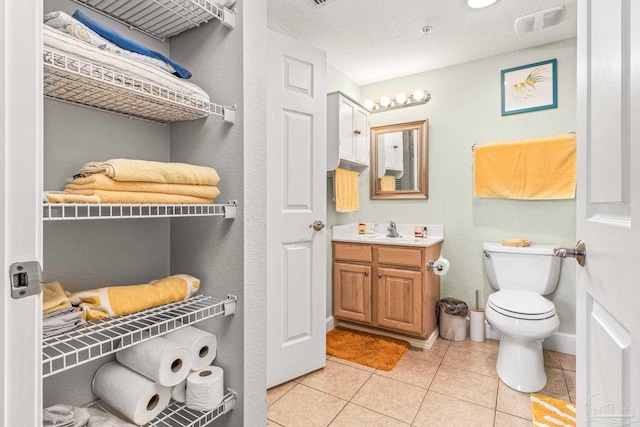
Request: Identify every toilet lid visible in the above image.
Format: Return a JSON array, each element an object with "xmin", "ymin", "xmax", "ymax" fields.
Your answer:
[{"xmin": 488, "ymin": 290, "xmax": 556, "ymax": 320}]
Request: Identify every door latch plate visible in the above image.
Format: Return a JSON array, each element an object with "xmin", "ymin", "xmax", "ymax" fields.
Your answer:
[{"xmin": 10, "ymin": 261, "xmax": 43, "ymax": 299}]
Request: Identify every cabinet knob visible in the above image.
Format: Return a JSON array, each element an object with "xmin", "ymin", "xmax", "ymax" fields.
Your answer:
[
  {"xmin": 364, "ymin": 271, "xmax": 369, "ymax": 276},
  {"xmin": 377, "ymin": 273, "xmax": 382, "ymax": 278},
  {"xmin": 354, "ymin": 130, "xmax": 362, "ymax": 135}
]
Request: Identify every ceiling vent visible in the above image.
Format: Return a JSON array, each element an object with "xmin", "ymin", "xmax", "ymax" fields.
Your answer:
[
  {"xmin": 310, "ymin": 0, "xmax": 340, "ymax": 7},
  {"xmin": 515, "ymin": 6, "xmax": 565, "ymax": 35}
]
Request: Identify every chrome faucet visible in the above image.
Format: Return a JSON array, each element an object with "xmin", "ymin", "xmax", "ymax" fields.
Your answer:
[{"xmin": 386, "ymin": 221, "xmax": 401, "ymax": 238}]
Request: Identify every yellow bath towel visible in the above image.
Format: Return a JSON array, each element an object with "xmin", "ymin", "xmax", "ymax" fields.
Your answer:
[
  {"xmin": 380, "ymin": 175, "xmax": 396, "ymax": 191},
  {"xmin": 43, "ymin": 282, "xmax": 72, "ymax": 314},
  {"xmin": 334, "ymin": 168, "xmax": 359, "ymax": 213},
  {"xmin": 80, "ymin": 159, "xmax": 220, "ymax": 186},
  {"xmin": 49, "ymin": 189, "xmax": 217, "ymax": 204},
  {"xmin": 65, "ymin": 174, "xmax": 220, "ymax": 199},
  {"xmin": 473, "ymin": 134, "xmax": 576, "ymax": 200},
  {"xmin": 68, "ymin": 274, "xmax": 201, "ymax": 321}
]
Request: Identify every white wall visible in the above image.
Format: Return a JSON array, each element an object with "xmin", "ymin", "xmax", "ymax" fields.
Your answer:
[{"xmin": 328, "ymin": 38, "xmax": 577, "ymax": 335}]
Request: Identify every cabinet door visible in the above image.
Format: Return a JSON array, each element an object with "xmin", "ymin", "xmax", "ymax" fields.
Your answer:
[
  {"xmin": 353, "ymin": 106, "xmax": 369, "ymax": 164},
  {"xmin": 376, "ymin": 267, "xmax": 423, "ymax": 335},
  {"xmin": 338, "ymin": 97, "xmax": 355, "ymax": 161},
  {"xmin": 333, "ymin": 262, "xmax": 372, "ymax": 323}
]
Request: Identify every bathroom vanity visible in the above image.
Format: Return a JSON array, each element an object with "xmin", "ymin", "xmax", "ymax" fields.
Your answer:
[{"xmin": 332, "ymin": 224, "xmax": 444, "ymax": 348}]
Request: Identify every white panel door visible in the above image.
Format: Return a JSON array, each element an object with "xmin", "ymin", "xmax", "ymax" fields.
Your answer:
[
  {"xmin": 0, "ymin": 0, "xmax": 43, "ymax": 424},
  {"xmin": 576, "ymin": 0, "xmax": 640, "ymax": 424},
  {"xmin": 266, "ymin": 30, "xmax": 327, "ymax": 388}
]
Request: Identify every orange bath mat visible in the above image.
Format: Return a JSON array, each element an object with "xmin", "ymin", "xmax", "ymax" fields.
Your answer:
[
  {"xmin": 326, "ymin": 326, "xmax": 410, "ymax": 371},
  {"xmin": 530, "ymin": 393, "xmax": 576, "ymax": 427}
]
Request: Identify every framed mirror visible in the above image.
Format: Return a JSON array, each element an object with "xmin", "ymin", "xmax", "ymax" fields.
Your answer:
[{"xmin": 370, "ymin": 119, "xmax": 428, "ymax": 199}]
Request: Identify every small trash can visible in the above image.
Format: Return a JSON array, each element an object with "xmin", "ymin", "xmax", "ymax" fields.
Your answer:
[{"xmin": 437, "ymin": 298, "xmax": 468, "ymax": 341}]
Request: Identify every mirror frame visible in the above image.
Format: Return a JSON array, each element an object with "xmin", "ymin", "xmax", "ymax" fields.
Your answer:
[{"xmin": 369, "ymin": 119, "xmax": 428, "ymax": 199}]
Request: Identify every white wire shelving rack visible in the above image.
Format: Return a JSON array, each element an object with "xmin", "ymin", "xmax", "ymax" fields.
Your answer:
[
  {"xmin": 43, "ymin": 201, "xmax": 237, "ymax": 221},
  {"xmin": 71, "ymin": 0, "xmax": 236, "ymax": 39},
  {"xmin": 43, "ymin": 48, "xmax": 236, "ymax": 124},
  {"xmin": 90, "ymin": 389, "xmax": 236, "ymax": 427},
  {"xmin": 43, "ymin": 294, "xmax": 238, "ymax": 378}
]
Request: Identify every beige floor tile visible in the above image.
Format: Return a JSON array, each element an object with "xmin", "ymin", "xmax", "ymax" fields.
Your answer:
[
  {"xmin": 563, "ymin": 369, "xmax": 576, "ymax": 400},
  {"xmin": 267, "ymin": 384, "xmax": 347, "ymax": 427},
  {"xmin": 300, "ymin": 359, "xmax": 372, "ymax": 400},
  {"xmin": 494, "ymin": 411, "xmax": 532, "ymax": 427},
  {"xmin": 404, "ymin": 338, "xmax": 450, "ymax": 364},
  {"xmin": 351, "ymin": 374, "xmax": 426, "ymax": 424},
  {"xmin": 496, "ymin": 380, "xmax": 532, "ymax": 420},
  {"xmin": 541, "ymin": 367, "xmax": 569, "ymax": 396},
  {"xmin": 441, "ymin": 345, "xmax": 498, "ymax": 377},
  {"xmin": 329, "ymin": 356, "xmax": 376, "ymax": 373},
  {"xmin": 413, "ymin": 391, "xmax": 495, "ymax": 427},
  {"xmin": 449, "ymin": 338, "xmax": 500, "ymax": 355},
  {"xmin": 429, "ymin": 365, "xmax": 499, "ymax": 409},
  {"xmin": 267, "ymin": 420, "xmax": 285, "ymax": 427},
  {"xmin": 537, "ymin": 390, "xmax": 571, "ymax": 403},
  {"xmin": 558, "ymin": 352, "xmax": 576, "ymax": 372},
  {"xmin": 375, "ymin": 354, "xmax": 439, "ymax": 389},
  {"xmin": 328, "ymin": 403, "xmax": 409, "ymax": 427},
  {"xmin": 543, "ymin": 350, "xmax": 562, "ymax": 369},
  {"xmin": 267, "ymin": 380, "xmax": 296, "ymax": 407}
]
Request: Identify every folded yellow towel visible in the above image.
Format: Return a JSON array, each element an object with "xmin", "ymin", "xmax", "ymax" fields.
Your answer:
[
  {"xmin": 66, "ymin": 174, "xmax": 220, "ymax": 199},
  {"xmin": 80, "ymin": 159, "xmax": 220, "ymax": 186},
  {"xmin": 334, "ymin": 168, "xmax": 359, "ymax": 213},
  {"xmin": 473, "ymin": 134, "xmax": 576, "ymax": 200},
  {"xmin": 43, "ymin": 282, "xmax": 72, "ymax": 314},
  {"xmin": 68, "ymin": 274, "xmax": 201, "ymax": 321},
  {"xmin": 380, "ymin": 175, "xmax": 396, "ymax": 191},
  {"xmin": 49, "ymin": 189, "xmax": 217, "ymax": 204}
]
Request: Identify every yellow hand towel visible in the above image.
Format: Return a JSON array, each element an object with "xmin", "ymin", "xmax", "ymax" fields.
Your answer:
[
  {"xmin": 52, "ymin": 189, "xmax": 217, "ymax": 204},
  {"xmin": 43, "ymin": 282, "xmax": 72, "ymax": 314},
  {"xmin": 380, "ymin": 175, "xmax": 396, "ymax": 191},
  {"xmin": 66, "ymin": 174, "xmax": 220, "ymax": 199},
  {"xmin": 473, "ymin": 134, "xmax": 576, "ymax": 200},
  {"xmin": 46, "ymin": 192, "xmax": 101, "ymax": 204},
  {"xmin": 68, "ymin": 274, "xmax": 201, "ymax": 321},
  {"xmin": 80, "ymin": 159, "xmax": 220, "ymax": 186},
  {"xmin": 334, "ymin": 168, "xmax": 359, "ymax": 213}
]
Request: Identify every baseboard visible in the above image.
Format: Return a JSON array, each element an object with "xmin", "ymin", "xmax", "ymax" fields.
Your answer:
[
  {"xmin": 326, "ymin": 316, "xmax": 335, "ymax": 332},
  {"xmin": 543, "ymin": 331, "xmax": 576, "ymax": 355},
  {"xmin": 334, "ymin": 320, "xmax": 437, "ymax": 350}
]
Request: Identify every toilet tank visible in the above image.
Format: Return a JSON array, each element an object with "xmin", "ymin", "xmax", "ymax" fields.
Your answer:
[{"xmin": 482, "ymin": 242, "xmax": 561, "ymax": 295}]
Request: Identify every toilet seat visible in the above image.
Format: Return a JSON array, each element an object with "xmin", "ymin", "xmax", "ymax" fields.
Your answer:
[{"xmin": 487, "ymin": 290, "xmax": 556, "ymax": 320}]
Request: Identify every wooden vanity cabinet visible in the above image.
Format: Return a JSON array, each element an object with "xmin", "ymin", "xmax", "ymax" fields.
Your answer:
[{"xmin": 332, "ymin": 241, "xmax": 441, "ymax": 339}]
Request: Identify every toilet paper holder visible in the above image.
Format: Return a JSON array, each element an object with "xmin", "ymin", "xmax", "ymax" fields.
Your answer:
[{"xmin": 426, "ymin": 259, "xmax": 444, "ymax": 271}]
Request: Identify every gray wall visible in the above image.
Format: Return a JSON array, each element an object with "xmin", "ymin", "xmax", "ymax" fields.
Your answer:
[{"xmin": 327, "ymin": 38, "xmax": 577, "ymax": 335}]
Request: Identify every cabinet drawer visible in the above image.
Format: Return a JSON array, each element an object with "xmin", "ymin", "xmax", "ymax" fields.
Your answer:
[
  {"xmin": 334, "ymin": 242, "xmax": 372, "ymax": 263},
  {"xmin": 376, "ymin": 246, "xmax": 423, "ymax": 268}
]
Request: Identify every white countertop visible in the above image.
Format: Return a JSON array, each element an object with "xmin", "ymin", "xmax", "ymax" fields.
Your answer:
[{"xmin": 332, "ymin": 223, "xmax": 444, "ymax": 248}]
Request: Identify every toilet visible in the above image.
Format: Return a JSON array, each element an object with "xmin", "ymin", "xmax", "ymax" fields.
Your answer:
[{"xmin": 482, "ymin": 242, "xmax": 561, "ymax": 392}]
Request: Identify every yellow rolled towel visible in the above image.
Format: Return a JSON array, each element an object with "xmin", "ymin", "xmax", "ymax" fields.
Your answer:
[
  {"xmin": 69, "ymin": 274, "xmax": 201, "ymax": 321},
  {"xmin": 80, "ymin": 159, "xmax": 220, "ymax": 186},
  {"xmin": 46, "ymin": 192, "xmax": 101, "ymax": 204},
  {"xmin": 43, "ymin": 282, "xmax": 72, "ymax": 314}
]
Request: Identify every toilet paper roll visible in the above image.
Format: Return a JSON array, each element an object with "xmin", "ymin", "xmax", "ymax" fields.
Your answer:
[
  {"xmin": 116, "ymin": 336, "xmax": 192, "ymax": 387},
  {"xmin": 163, "ymin": 326, "xmax": 218, "ymax": 371},
  {"xmin": 185, "ymin": 366, "xmax": 224, "ymax": 411},
  {"xmin": 433, "ymin": 257, "xmax": 450, "ymax": 276},
  {"xmin": 470, "ymin": 307, "xmax": 485, "ymax": 342},
  {"xmin": 92, "ymin": 361, "xmax": 171, "ymax": 425},
  {"xmin": 171, "ymin": 379, "xmax": 187, "ymax": 403}
]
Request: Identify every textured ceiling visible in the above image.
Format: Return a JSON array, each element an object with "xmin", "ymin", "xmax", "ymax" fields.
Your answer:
[{"xmin": 267, "ymin": 0, "xmax": 577, "ymax": 85}]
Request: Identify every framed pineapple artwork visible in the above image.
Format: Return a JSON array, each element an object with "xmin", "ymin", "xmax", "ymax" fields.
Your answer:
[{"xmin": 501, "ymin": 59, "xmax": 557, "ymax": 116}]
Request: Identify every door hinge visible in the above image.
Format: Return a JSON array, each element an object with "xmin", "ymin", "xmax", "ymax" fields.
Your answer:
[{"xmin": 9, "ymin": 261, "xmax": 43, "ymax": 299}]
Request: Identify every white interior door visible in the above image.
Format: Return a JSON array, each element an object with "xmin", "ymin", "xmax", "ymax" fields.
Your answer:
[
  {"xmin": 266, "ymin": 30, "xmax": 327, "ymax": 388},
  {"xmin": 576, "ymin": 0, "xmax": 640, "ymax": 424},
  {"xmin": 0, "ymin": 0, "xmax": 43, "ymax": 424}
]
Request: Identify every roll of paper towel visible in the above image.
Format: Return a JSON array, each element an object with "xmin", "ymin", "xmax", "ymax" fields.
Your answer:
[
  {"xmin": 92, "ymin": 361, "xmax": 170, "ymax": 425},
  {"xmin": 116, "ymin": 336, "xmax": 192, "ymax": 386},
  {"xmin": 212, "ymin": 0, "xmax": 236, "ymax": 8},
  {"xmin": 186, "ymin": 366, "xmax": 224, "ymax": 411},
  {"xmin": 171, "ymin": 379, "xmax": 187, "ymax": 403},
  {"xmin": 163, "ymin": 326, "xmax": 217, "ymax": 371},
  {"xmin": 433, "ymin": 256, "xmax": 450, "ymax": 276}
]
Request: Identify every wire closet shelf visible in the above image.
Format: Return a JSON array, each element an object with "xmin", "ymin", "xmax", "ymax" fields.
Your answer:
[{"xmin": 43, "ymin": 201, "xmax": 237, "ymax": 220}]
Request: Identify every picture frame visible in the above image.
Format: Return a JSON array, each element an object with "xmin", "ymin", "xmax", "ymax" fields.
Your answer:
[{"xmin": 501, "ymin": 59, "xmax": 557, "ymax": 116}]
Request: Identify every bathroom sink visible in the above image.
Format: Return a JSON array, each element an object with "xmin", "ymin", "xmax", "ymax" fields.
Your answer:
[
  {"xmin": 350, "ymin": 234, "xmax": 442, "ymax": 247},
  {"xmin": 332, "ymin": 223, "xmax": 444, "ymax": 248}
]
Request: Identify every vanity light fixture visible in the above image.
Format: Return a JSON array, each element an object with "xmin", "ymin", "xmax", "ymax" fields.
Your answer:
[
  {"xmin": 364, "ymin": 89, "xmax": 431, "ymax": 113},
  {"xmin": 468, "ymin": 0, "xmax": 498, "ymax": 8}
]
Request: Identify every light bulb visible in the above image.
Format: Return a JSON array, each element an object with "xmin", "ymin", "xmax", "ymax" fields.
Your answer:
[
  {"xmin": 364, "ymin": 100, "xmax": 375, "ymax": 110},
  {"xmin": 413, "ymin": 89, "xmax": 425, "ymax": 101},
  {"xmin": 396, "ymin": 93, "xmax": 407, "ymax": 104},
  {"xmin": 380, "ymin": 96, "xmax": 391, "ymax": 107},
  {"xmin": 468, "ymin": 0, "xmax": 498, "ymax": 8}
]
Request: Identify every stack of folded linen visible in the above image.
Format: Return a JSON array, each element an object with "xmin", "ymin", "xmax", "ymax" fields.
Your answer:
[
  {"xmin": 43, "ymin": 282, "xmax": 85, "ymax": 337},
  {"xmin": 47, "ymin": 159, "xmax": 220, "ymax": 204}
]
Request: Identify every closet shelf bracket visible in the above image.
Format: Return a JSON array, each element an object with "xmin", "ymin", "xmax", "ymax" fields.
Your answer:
[
  {"xmin": 223, "ymin": 294, "xmax": 238, "ymax": 316},
  {"xmin": 223, "ymin": 105, "xmax": 237, "ymax": 124},
  {"xmin": 222, "ymin": 200, "xmax": 238, "ymax": 219}
]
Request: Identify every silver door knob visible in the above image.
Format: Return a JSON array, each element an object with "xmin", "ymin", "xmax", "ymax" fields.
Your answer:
[
  {"xmin": 554, "ymin": 240, "xmax": 586, "ymax": 266},
  {"xmin": 309, "ymin": 220, "xmax": 326, "ymax": 231}
]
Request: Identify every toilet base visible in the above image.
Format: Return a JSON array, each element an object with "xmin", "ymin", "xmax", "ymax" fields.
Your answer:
[{"xmin": 496, "ymin": 334, "xmax": 547, "ymax": 393}]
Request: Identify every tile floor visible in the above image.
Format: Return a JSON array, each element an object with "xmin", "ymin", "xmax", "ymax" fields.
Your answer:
[{"xmin": 266, "ymin": 337, "xmax": 576, "ymax": 427}]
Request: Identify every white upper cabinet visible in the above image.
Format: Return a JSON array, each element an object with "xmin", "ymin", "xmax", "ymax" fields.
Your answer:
[{"xmin": 327, "ymin": 91, "xmax": 370, "ymax": 172}]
